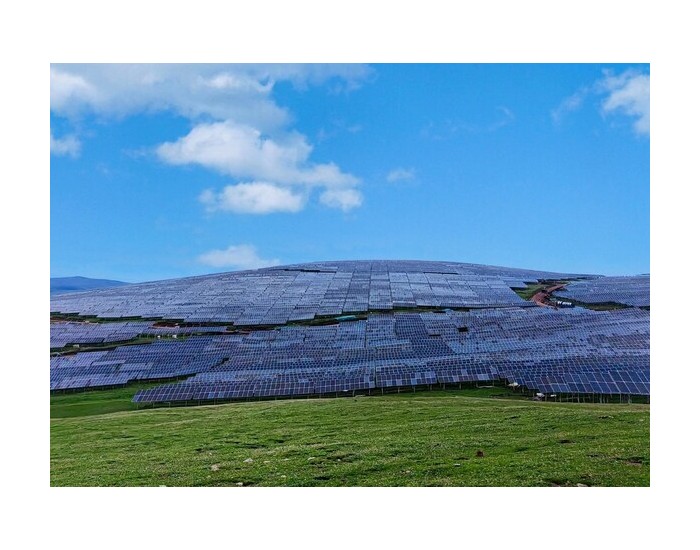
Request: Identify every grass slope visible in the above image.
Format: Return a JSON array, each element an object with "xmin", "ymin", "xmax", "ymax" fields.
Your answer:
[
  {"xmin": 51, "ymin": 389, "xmax": 649, "ymax": 487},
  {"xmin": 51, "ymin": 383, "xmax": 169, "ymax": 418}
]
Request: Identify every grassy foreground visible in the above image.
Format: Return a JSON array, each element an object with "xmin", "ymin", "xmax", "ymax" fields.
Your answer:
[{"xmin": 51, "ymin": 387, "xmax": 649, "ymax": 486}]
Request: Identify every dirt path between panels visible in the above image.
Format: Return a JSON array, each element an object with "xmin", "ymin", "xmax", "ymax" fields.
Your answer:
[{"xmin": 531, "ymin": 284, "xmax": 567, "ymax": 307}]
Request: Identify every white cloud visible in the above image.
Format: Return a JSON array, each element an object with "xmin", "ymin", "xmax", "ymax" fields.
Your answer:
[
  {"xmin": 199, "ymin": 183, "xmax": 305, "ymax": 214},
  {"xmin": 198, "ymin": 244, "xmax": 280, "ymax": 270},
  {"xmin": 157, "ymin": 120, "xmax": 357, "ymax": 187},
  {"xmin": 199, "ymin": 73, "xmax": 273, "ymax": 93},
  {"xmin": 160, "ymin": 120, "xmax": 362, "ymax": 213},
  {"xmin": 50, "ymin": 64, "xmax": 371, "ymax": 131},
  {"xmin": 386, "ymin": 167, "xmax": 415, "ymax": 183},
  {"xmin": 50, "ymin": 69, "xmax": 100, "ymax": 114},
  {"xmin": 551, "ymin": 69, "xmax": 649, "ymax": 135},
  {"xmin": 599, "ymin": 71, "xmax": 650, "ymax": 135},
  {"xmin": 50, "ymin": 132, "xmax": 81, "ymax": 157},
  {"xmin": 50, "ymin": 65, "xmax": 288, "ymax": 131},
  {"xmin": 319, "ymin": 188, "xmax": 363, "ymax": 211},
  {"xmin": 551, "ymin": 89, "xmax": 589, "ymax": 125},
  {"xmin": 262, "ymin": 64, "xmax": 373, "ymax": 91}
]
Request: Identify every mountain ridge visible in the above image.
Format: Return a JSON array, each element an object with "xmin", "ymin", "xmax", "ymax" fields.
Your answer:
[{"xmin": 50, "ymin": 276, "xmax": 130, "ymax": 295}]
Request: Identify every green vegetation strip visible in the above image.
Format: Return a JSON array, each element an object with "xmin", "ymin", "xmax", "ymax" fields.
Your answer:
[
  {"xmin": 50, "ymin": 313, "xmax": 182, "ymax": 324},
  {"xmin": 51, "ymin": 388, "xmax": 649, "ymax": 487},
  {"xmin": 514, "ymin": 285, "xmax": 546, "ymax": 300}
]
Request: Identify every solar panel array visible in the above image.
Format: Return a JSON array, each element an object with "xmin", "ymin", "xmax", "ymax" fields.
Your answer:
[
  {"xmin": 553, "ymin": 275, "xmax": 650, "ymax": 307},
  {"xmin": 50, "ymin": 321, "xmax": 152, "ymax": 348},
  {"xmin": 50, "ymin": 306, "xmax": 648, "ymax": 397},
  {"xmin": 50, "ymin": 321, "xmax": 230, "ymax": 349},
  {"xmin": 49, "ymin": 261, "xmax": 650, "ymax": 401},
  {"xmin": 50, "ymin": 338, "xmax": 225, "ymax": 390},
  {"xmin": 50, "ymin": 260, "xmax": 591, "ymax": 325},
  {"xmin": 130, "ymin": 307, "xmax": 648, "ymax": 401}
]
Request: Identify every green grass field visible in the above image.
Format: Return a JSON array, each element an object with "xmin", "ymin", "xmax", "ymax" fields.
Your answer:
[{"xmin": 51, "ymin": 386, "xmax": 649, "ymax": 487}]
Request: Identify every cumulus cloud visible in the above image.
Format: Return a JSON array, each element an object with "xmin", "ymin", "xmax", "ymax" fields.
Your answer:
[
  {"xmin": 50, "ymin": 132, "xmax": 81, "ymax": 157},
  {"xmin": 51, "ymin": 64, "xmax": 368, "ymax": 212},
  {"xmin": 160, "ymin": 120, "xmax": 362, "ymax": 212},
  {"xmin": 198, "ymin": 244, "xmax": 280, "ymax": 270},
  {"xmin": 386, "ymin": 167, "xmax": 415, "ymax": 183},
  {"xmin": 50, "ymin": 64, "xmax": 287, "ymax": 131},
  {"xmin": 599, "ymin": 71, "xmax": 650, "ymax": 135},
  {"xmin": 199, "ymin": 183, "xmax": 305, "ymax": 214},
  {"xmin": 551, "ymin": 69, "xmax": 649, "ymax": 135},
  {"xmin": 50, "ymin": 64, "xmax": 371, "ymax": 131},
  {"xmin": 157, "ymin": 120, "xmax": 358, "ymax": 187},
  {"xmin": 50, "ymin": 69, "xmax": 100, "ymax": 114},
  {"xmin": 319, "ymin": 188, "xmax": 363, "ymax": 211}
]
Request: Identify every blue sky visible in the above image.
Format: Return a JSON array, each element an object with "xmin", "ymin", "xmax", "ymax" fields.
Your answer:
[{"xmin": 50, "ymin": 64, "xmax": 649, "ymax": 282}]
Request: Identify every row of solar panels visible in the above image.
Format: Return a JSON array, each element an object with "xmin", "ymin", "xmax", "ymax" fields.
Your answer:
[{"xmin": 131, "ymin": 364, "xmax": 648, "ymax": 403}]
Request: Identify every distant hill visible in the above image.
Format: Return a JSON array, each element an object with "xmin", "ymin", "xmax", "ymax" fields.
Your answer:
[{"xmin": 51, "ymin": 276, "xmax": 129, "ymax": 295}]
